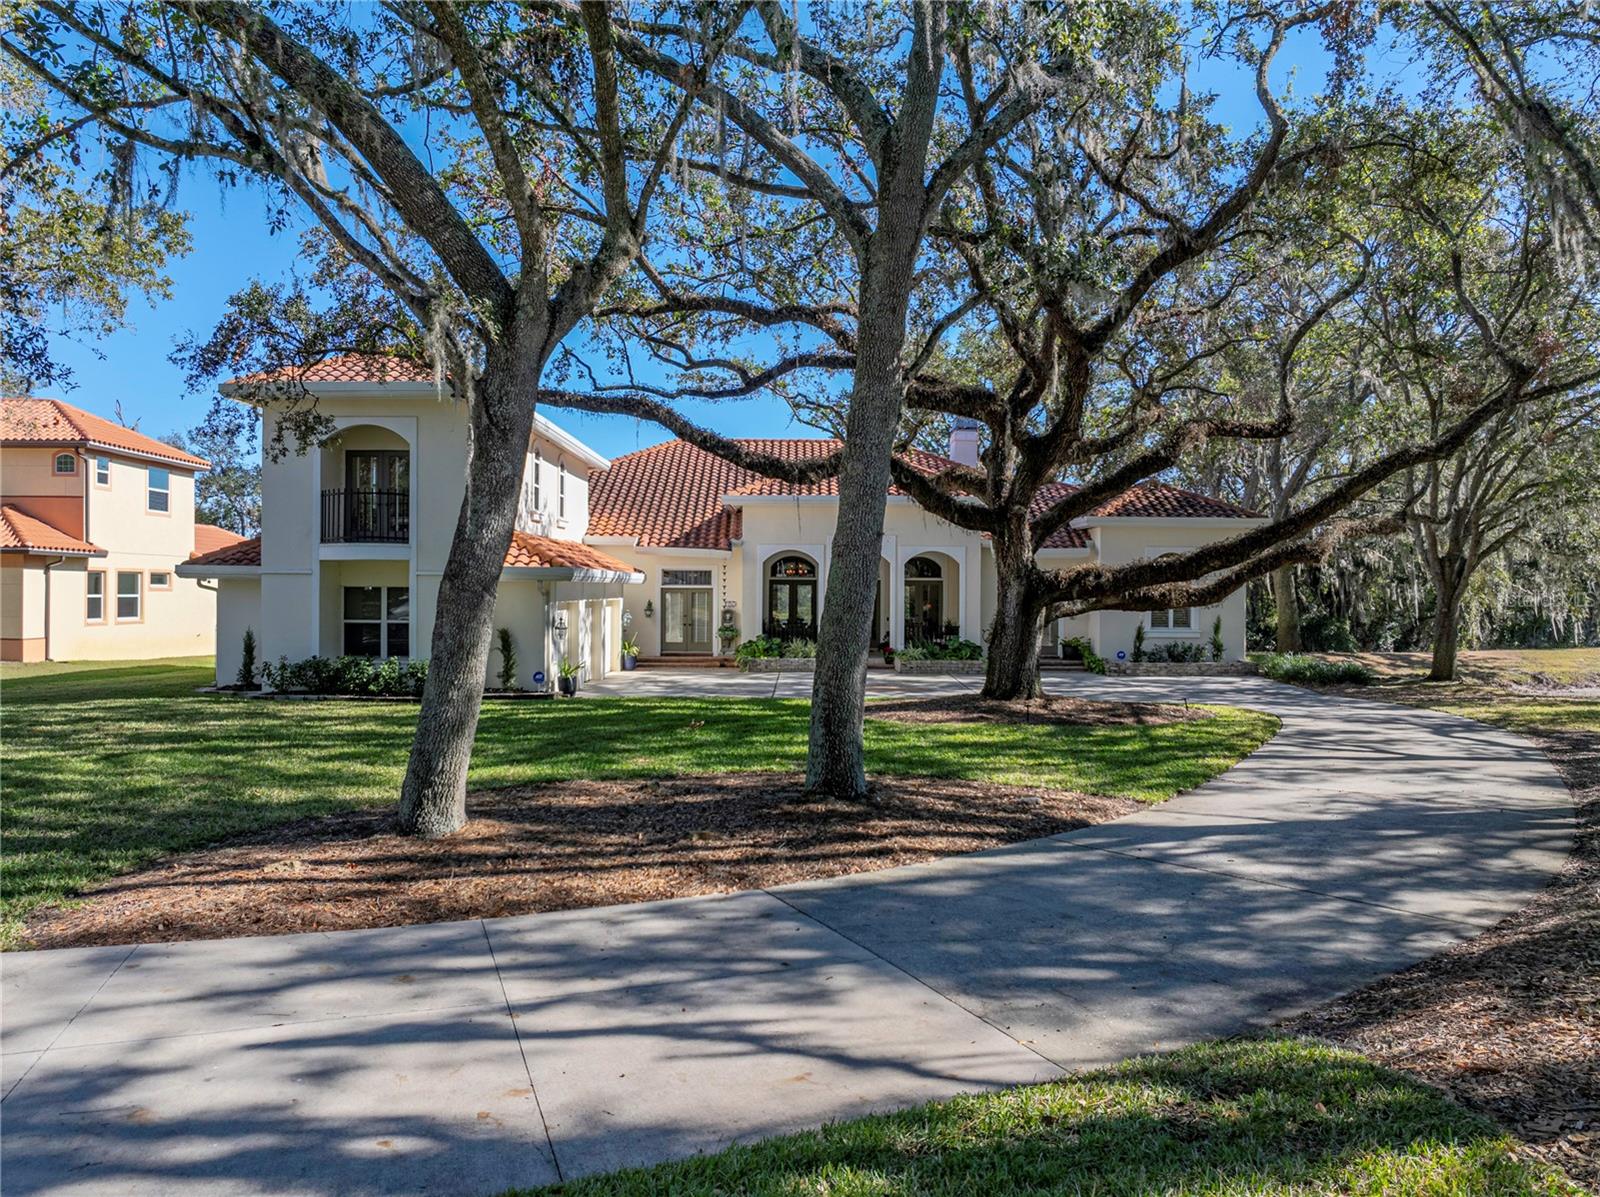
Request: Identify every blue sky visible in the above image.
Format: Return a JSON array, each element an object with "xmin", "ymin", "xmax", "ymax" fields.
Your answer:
[{"xmin": 38, "ymin": 19, "xmax": 1395, "ymax": 460}]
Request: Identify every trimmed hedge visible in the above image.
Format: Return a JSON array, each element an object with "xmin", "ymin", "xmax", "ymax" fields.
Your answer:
[
  {"xmin": 1258, "ymin": 653, "xmax": 1375, "ymax": 686},
  {"xmin": 262, "ymin": 654, "xmax": 429, "ymax": 696}
]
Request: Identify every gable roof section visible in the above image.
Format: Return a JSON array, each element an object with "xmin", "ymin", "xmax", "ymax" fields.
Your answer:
[
  {"xmin": 0, "ymin": 505, "xmax": 103, "ymax": 556},
  {"xmin": 1, "ymin": 398, "xmax": 209, "ymax": 469},
  {"xmin": 226, "ymin": 352, "xmax": 437, "ymax": 387},
  {"xmin": 193, "ymin": 523, "xmax": 249, "ymax": 559},
  {"xmin": 187, "ymin": 533, "xmax": 261, "ymax": 567}
]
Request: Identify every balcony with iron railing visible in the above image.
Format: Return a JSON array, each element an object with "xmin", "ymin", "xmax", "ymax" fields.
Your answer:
[{"xmin": 320, "ymin": 489, "xmax": 410, "ymax": 544}]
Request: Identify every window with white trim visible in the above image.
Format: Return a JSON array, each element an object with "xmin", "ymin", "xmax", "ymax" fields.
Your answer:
[
  {"xmin": 116, "ymin": 571, "xmax": 142, "ymax": 620},
  {"xmin": 557, "ymin": 457, "xmax": 566, "ymax": 519},
  {"xmin": 149, "ymin": 571, "xmax": 171, "ymax": 590},
  {"xmin": 1148, "ymin": 607, "xmax": 1193, "ymax": 630},
  {"xmin": 86, "ymin": 571, "xmax": 105, "ymax": 622},
  {"xmin": 533, "ymin": 448, "xmax": 543, "ymax": 510},
  {"xmin": 343, "ymin": 586, "xmax": 410, "ymax": 657},
  {"xmin": 146, "ymin": 466, "xmax": 170, "ymax": 512},
  {"xmin": 54, "ymin": 453, "xmax": 76, "ymax": 475},
  {"xmin": 95, "ymin": 455, "xmax": 110, "ymax": 486}
]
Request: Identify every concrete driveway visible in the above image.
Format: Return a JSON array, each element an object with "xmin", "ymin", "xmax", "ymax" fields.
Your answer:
[{"xmin": 0, "ymin": 676, "xmax": 1573, "ymax": 1196}]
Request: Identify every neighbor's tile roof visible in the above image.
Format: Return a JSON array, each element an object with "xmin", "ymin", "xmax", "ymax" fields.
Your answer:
[
  {"xmin": 227, "ymin": 353, "xmax": 437, "ymax": 386},
  {"xmin": 588, "ymin": 439, "xmax": 1261, "ymax": 552},
  {"xmin": 0, "ymin": 398, "xmax": 209, "ymax": 469},
  {"xmin": 0, "ymin": 505, "xmax": 102, "ymax": 555},
  {"xmin": 193, "ymin": 523, "xmax": 249, "ymax": 559},
  {"xmin": 587, "ymin": 439, "xmax": 962, "ymax": 550},
  {"xmin": 187, "ymin": 534, "xmax": 262, "ymax": 567},
  {"xmin": 183, "ymin": 530, "xmax": 638, "ymax": 575},
  {"xmin": 503, "ymin": 532, "xmax": 639, "ymax": 574}
]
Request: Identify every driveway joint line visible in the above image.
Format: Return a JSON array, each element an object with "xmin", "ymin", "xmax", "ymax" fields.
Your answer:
[
  {"xmin": 2, "ymin": 943, "xmax": 138, "ymax": 1103},
  {"xmin": 480, "ymin": 919, "xmax": 564, "ymax": 1184},
  {"xmin": 762, "ymin": 888, "xmax": 1067, "ymax": 1073}
]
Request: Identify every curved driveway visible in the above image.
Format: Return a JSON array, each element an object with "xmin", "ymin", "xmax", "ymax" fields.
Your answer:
[{"xmin": 0, "ymin": 675, "xmax": 1573, "ymax": 1196}]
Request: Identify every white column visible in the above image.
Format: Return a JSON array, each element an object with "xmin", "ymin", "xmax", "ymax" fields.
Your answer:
[{"xmin": 890, "ymin": 547, "xmax": 906, "ymax": 650}]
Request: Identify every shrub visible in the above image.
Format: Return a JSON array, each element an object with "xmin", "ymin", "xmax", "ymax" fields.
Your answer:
[
  {"xmin": 1132, "ymin": 624, "xmax": 1146, "ymax": 662},
  {"xmin": 1258, "ymin": 653, "xmax": 1375, "ymax": 686},
  {"xmin": 734, "ymin": 635, "xmax": 784, "ymax": 662},
  {"xmin": 899, "ymin": 638, "xmax": 984, "ymax": 662},
  {"xmin": 1150, "ymin": 640, "xmax": 1207, "ymax": 663},
  {"xmin": 495, "ymin": 627, "xmax": 518, "ymax": 690},
  {"xmin": 1063, "ymin": 636, "xmax": 1107, "ymax": 675},
  {"xmin": 1210, "ymin": 615, "xmax": 1225, "ymax": 662},
  {"xmin": 236, "ymin": 627, "xmax": 258, "ymax": 689},
  {"xmin": 781, "ymin": 638, "xmax": 817, "ymax": 658},
  {"xmin": 262, "ymin": 654, "xmax": 428, "ymax": 696},
  {"xmin": 895, "ymin": 644, "xmax": 931, "ymax": 662}
]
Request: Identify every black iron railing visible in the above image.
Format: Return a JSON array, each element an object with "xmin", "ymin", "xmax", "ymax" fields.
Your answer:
[
  {"xmin": 763, "ymin": 615, "xmax": 818, "ymax": 641},
  {"xmin": 321, "ymin": 489, "xmax": 409, "ymax": 544}
]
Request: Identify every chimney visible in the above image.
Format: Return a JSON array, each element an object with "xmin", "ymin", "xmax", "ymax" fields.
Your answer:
[{"xmin": 948, "ymin": 418, "xmax": 983, "ymax": 467}]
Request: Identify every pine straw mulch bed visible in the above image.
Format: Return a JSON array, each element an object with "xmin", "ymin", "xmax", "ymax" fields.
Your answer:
[
  {"xmin": 866, "ymin": 693, "xmax": 1207, "ymax": 726},
  {"xmin": 1281, "ymin": 703, "xmax": 1599, "ymax": 1191},
  {"xmin": 21, "ymin": 773, "xmax": 1138, "ymax": 951}
]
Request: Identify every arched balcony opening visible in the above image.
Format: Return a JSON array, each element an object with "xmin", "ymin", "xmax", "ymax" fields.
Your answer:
[{"xmin": 763, "ymin": 553, "xmax": 818, "ymax": 640}]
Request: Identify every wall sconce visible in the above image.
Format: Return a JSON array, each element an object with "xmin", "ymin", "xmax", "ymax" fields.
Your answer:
[
  {"xmin": 553, "ymin": 611, "xmax": 568, "ymax": 633},
  {"xmin": 643, "ymin": 600, "xmax": 654, "ymax": 619}
]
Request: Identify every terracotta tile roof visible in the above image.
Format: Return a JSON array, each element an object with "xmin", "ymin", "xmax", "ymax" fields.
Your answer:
[
  {"xmin": 187, "ymin": 533, "xmax": 261, "ymax": 567},
  {"xmin": 193, "ymin": 523, "xmax": 249, "ymax": 559},
  {"xmin": 0, "ymin": 505, "xmax": 102, "ymax": 555},
  {"xmin": 589, "ymin": 439, "xmax": 1259, "ymax": 552},
  {"xmin": 183, "ymin": 530, "xmax": 638, "ymax": 576},
  {"xmin": 504, "ymin": 532, "xmax": 639, "ymax": 574},
  {"xmin": 587, "ymin": 439, "xmax": 964, "ymax": 550},
  {"xmin": 0, "ymin": 398, "xmax": 209, "ymax": 469},
  {"xmin": 227, "ymin": 353, "xmax": 437, "ymax": 386}
]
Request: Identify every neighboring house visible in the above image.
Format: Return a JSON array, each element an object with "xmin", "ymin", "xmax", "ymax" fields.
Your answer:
[
  {"xmin": 1, "ymin": 398, "xmax": 244, "ymax": 662},
  {"xmin": 180, "ymin": 356, "xmax": 1264, "ymax": 685}
]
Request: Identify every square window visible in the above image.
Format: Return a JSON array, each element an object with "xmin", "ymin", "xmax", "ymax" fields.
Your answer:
[
  {"xmin": 1149, "ymin": 609, "xmax": 1170, "ymax": 629},
  {"xmin": 344, "ymin": 587, "xmax": 382, "ymax": 620},
  {"xmin": 86, "ymin": 572, "xmax": 104, "ymax": 622},
  {"xmin": 54, "ymin": 453, "xmax": 77, "ymax": 474},
  {"xmin": 149, "ymin": 571, "xmax": 171, "ymax": 589},
  {"xmin": 343, "ymin": 622, "xmax": 382, "ymax": 657},
  {"xmin": 147, "ymin": 466, "xmax": 170, "ymax": 513},
  {"xmin": 385, "ymin": 587, "xmax": 409, "ymax": 620},
  {"xmin": 95, "ymin": 456, "xmax": 110, "ymax": 486},
  {"xmin": 1171, "ymin": 608, "xmax": 1193, "ymax": 629},
  {"xmin": 116, "ymin": 571, "xmax": 142, "ymax": 620},
  {"xmin": 386, "ymin": 622, "xmax": 410, "ymax": 658}
]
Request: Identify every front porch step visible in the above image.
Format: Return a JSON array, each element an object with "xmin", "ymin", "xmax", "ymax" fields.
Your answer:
[{"xmin": 636, "ymin": 655, "xmax": 736, "ymax": 669}]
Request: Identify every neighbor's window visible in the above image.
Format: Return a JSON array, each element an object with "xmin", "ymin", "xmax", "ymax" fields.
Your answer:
[
  {"xmin": 1148, "ymin": 608, "xmax": 1192, "ymax": 630},
  {"xmin": 54, "ymin": 453, "xmax": 76, "ymax": 475},
  {"xmin": 343, "ymin": 586, "xmax": 410, "ymax": 657},
  {"xmin": 149, "ymin": 571, "xmax": 171, "ymax": 590},
  {"xmin": 146, "ymin": 466, "xmax": 170, "ymax": 513},
  {"xmin": 533, "ymin": 448, "xmax": 543, "ymax": 510},
  {"xmin": 557, "ymin": 457, "xmax": 567, "ymax": 519},
  {"xmin": 660, "ymin": 569, "xmax": 713, "ymax": 587},
  {"xmin": 95, "ymin": 455, "xmax": 110, "ymax": 486},
  {"xmin": 116, "ymin": 571, "xmax": 142, "ymax": 620},
  {"xmin": 86, "ymin": 572, "xmax": 105, "ymax": 622}
]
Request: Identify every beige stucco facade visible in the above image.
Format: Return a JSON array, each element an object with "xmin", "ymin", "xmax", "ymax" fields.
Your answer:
[{"xmin": 1, "ymin": 446, "xmax": 216, "ymax": 661}]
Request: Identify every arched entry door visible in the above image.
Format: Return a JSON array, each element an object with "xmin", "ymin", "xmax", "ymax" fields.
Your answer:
[
  {"xmin": 765, "ymin": 555, "xmax": 818, "ymax": 640},
  {"xmin": 904, "ymin": 555, "xmax": 944, "ymax": 644}
]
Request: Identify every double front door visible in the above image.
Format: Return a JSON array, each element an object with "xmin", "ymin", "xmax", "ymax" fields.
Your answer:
[{"xmin": 662, "ymin": 587, "xmax": 713, "ymax": 654}]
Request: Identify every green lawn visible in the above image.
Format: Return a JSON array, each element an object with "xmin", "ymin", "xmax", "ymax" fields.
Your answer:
[
  {"xmin": 514, "ymin": 1037, "xmax": 1576, "ymax": 1196},
  {"xmin": 0, "ymin": 657, "xmax": 1276, "ymax": 947}
]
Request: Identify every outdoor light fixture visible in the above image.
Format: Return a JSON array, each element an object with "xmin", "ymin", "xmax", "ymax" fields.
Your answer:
[
  {"xmin": 644, "ymin": 600, "xmax": 654, "ymax": 618},
  {"xmin": 553, "ymin": 611, "xmax": 568, "ymax": 633}
]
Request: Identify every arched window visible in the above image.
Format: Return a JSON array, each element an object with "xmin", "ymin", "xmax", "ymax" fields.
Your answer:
[
  {"xmin": 905, "ymin": 555, "xmax": 942, "ymax": 579},
  {"xmin": 53, "ymin": 453, "xmax": 77, "ymax": 475},
  {"xmin": 769, "ymin": 555, "xmax": 816, "ymax": 578}
]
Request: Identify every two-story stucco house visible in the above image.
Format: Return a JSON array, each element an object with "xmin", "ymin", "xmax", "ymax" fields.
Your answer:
[
  {"xmin": 1, "ymin": 398, "xmax": 245, "ymax": 662},
  {"xmin": 181, "ymin": 356, "xmax": 1265, "ymax": 687}
]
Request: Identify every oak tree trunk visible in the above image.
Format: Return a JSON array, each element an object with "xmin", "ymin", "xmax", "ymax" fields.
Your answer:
[
  {"xmin": 1272, "ymin": 564, "xmax": 1302, "ymax": 652},
  {"xmin": 399, "ymin": 338, "xmax": 544, "ymax": 837},
  {"xmin": 982, "ymin": 532, "xmax": 1045, "ymax": 700},
  {"xmin": 1429, "ymin": 561, "xmax": 1466, "ymax": 682}
]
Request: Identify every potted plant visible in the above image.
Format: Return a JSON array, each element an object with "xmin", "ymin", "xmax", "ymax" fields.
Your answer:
[
  {"xmin": 620, "ymin": 637, "xmax": 640, "ymax": 671},
  {"xmin": 556, "ymin": 657, "xmax": 580, "ymax": 696},
  {"xmin": 717, "ymin": 622, "xmax": 740, "ymax": 656}
]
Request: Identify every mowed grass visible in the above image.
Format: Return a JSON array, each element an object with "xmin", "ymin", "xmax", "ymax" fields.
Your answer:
[
  {"xmin": 0, "ymin": 658, "xmax": 1276, "ymax": 947},
  {"xmin": 514, "ymin": 1038, "xmax": 1576, "ymax": 1197}
]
